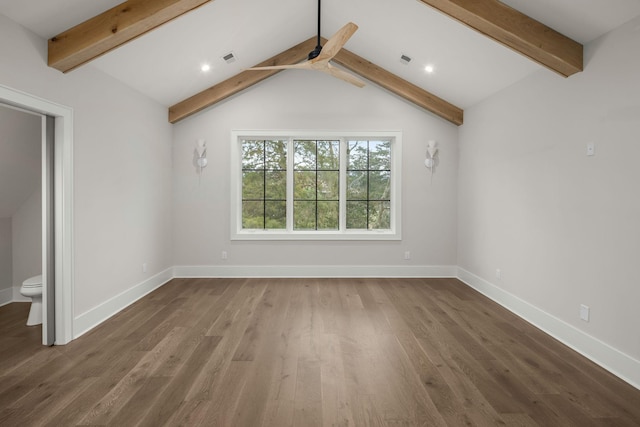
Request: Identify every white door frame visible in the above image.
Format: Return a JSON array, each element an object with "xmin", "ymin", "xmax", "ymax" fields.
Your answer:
[{"xmin": 0, "ymin": 84, "xmax": 74, "ymax": 345}]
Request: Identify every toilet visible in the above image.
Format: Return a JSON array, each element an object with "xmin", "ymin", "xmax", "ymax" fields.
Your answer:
[{"xmin": 20, "ymin": 275, "xmax": 43, "ymax": 326}]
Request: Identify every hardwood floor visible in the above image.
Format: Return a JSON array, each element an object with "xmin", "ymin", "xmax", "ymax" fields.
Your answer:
[{"xmin": 1, "ymin": 278, "xmax": 639, "ymax": 426}]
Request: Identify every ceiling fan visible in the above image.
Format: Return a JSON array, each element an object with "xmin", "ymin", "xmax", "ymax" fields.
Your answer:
[{"xmin": 247, "ymin": 0, "xmax": 365, "ymax": 88}]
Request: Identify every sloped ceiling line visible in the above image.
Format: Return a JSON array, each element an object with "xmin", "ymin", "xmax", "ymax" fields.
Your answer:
[
  {"xmin": 169, "ymin": 36, "xmax": 465, "ymax": 126},
  {"xmin": 48, "ymin": 0, "xmax": 213, "ymax": 73},
  {"xmin": 416, "ymin": 0, "xmax": 583, "ymax": 77},
  {"xmin": 168, "ymin": 37, "xmax": 317, "ymax": 124},
  {"xmin": 327, "ymin": 38, "xmax": 463, "ymax": 126},
  {"xmin": 46, "ymin": 0, "xmax": 582, "ymax": 125}
]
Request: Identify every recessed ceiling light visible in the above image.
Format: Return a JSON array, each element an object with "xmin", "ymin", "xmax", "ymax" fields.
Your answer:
[
  {"xmin": 201, "ymin": 63, "xmax": 211, "ymax": 72},
  {"xmin": 424, "ymin": 64, "xmax": 435, "ymax": 74}
]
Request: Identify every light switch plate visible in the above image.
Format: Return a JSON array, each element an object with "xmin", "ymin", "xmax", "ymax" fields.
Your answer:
[{"xmin": 580, "ymin": 304, "xmax": 590, "ymax": 322}]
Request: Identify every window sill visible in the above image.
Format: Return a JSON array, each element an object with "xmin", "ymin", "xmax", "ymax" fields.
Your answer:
[{"xmin": 231, "ymin": 230, "xmax": 401, "ymax": 241}]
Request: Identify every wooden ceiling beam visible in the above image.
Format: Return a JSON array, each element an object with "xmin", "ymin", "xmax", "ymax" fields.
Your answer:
[
  {"xmin": 417, "ymin": 0, "xmax": 583, "ymax": 77},
  {"xmin": 169, "ymin": 37, "xmax": 317, "ymax": 123},
  {"xmin": 170, "ymin": 37, "xmax": 464, "ymax": 125},
  {"xmin": 48, "ymin": 0, "xmax": 212, "ymax": 73},
  {"xmin": 327, "ymin": 39, "xmax": 463, "ymax": 126}
]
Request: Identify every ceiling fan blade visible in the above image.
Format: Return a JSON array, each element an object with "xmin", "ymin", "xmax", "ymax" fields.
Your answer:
[
  {"xmin": 322, "ymin": 63, "xmax": 366, "ymax": 88},
  {"xmin": 247, "ymin": 62, "xmax": 313, "ymax": 71},
  {"xmin": 313, "ymin": 22, "xmax": 358, "ymax": 62}
]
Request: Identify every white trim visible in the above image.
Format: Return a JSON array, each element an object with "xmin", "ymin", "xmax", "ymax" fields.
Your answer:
[
  {"xmin": 73, "ymin": 267, "xmax": 174, "ymax": 339},
  {"xmin": 457, "ymin": 267, "xmax": 640, "ymax": 390},
  {"xmin": 42, "ymin": 115, "xmax": 53, "ymax": 345},
  {"xmin": 230, "ymin": 130, "xmax": 402, "ymax": 241},
  {"xmin": 173, "ymin": 264, "xmax": 457, "ymax": 278},
  {"xmin": 0, "ymin": 84, "xmax": 74, "ymax": 345},
  {"xmin": 0, "ymin": 288, "xmax": 12, "ymax": 307},
  {"xmin": 231, "ymin": 229, "xmax": 401, "ymax": 241}
]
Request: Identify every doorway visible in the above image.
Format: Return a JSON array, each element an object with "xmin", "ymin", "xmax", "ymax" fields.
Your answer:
[
  {"xmin": 0, "ymin": 84, "xmax": 74, "ymax": 345},
  {"xmin": 0, "ymin": 104, "xmax": 45, "ymax": 340}
]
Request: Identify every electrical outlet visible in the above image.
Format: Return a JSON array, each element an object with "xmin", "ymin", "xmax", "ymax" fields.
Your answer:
[
  {"xmin": 142, "ymin": 263, "xmax": 147, "ymax": 273},
  {"xmin": 496, "ymin": 268, "xmax": 501, "ymax": 279},
  {"xmin": 586, "ymin": 142, "xmax": 595, "ymax": 156},
  {"xmin": 580, "ymin": 304, "xmax": 590, "ymax": 322},
  {"xmin": 404, "ymin": 251, "xmax": 411, "ymax": 260},
  {"xmin": 221, "ymin": 251, "xmax": 228, "ymax": 260}
]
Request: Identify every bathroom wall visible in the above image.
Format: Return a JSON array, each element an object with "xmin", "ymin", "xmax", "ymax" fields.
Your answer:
[
  {"xmin": 11, "ymin": 188, "xmax": 42, "ymax": 302},
  {"xmin": 0, "ymin": 218, "xmax": 11, "ymax": 304}
]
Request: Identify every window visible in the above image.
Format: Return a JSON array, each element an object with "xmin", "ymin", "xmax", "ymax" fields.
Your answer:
[
  {"xmin": 241, "ymin": 139, "xmax": 287, "ymax": 229},
  {"xmin": 346, "ymin": 140, "xmax": 392, "ymax": 230},
  {"xmin": 293, "ymin": 139, "xmax": 340, "ymax": 230},
  {"xmin": 231, "ymin": 131, "xmax": 401, "ymax": 240}
]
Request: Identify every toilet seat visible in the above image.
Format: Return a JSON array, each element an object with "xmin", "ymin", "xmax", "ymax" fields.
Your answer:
[{"xmin": 22, "ymin": 275, "xmax": 42, "ymax": 288}]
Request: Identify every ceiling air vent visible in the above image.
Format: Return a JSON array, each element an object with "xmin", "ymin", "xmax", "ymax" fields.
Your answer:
[
  {"xmin": 222, "ymin": 52, "xmax": 236, "ymax": 64},
  {"xmin": 399, "ymin": 54, "xmax": 412, "ymax": 65}
]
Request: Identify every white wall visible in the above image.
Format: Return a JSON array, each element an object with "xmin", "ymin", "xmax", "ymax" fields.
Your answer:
[
  {"xmin": 11, "ymin": 188, "xmax": 41, "ymax": 300},
  {"xmin": 0, "ymin": 14, "xmax": 174, "ymax": 326},
  {"xmin": 458, "ymin": 16, "xmax": 640, "ymax": 379},
  {"xmin": 0, "ymin": 106, "xmax": 42, "ymax": 219},
  {"xmin": 172, "ymin": 70, "xmax": 459, "ymax": 274},
  {"xmin": 0, "ymin": 218, "xmax": 11, "ymax": 303}
]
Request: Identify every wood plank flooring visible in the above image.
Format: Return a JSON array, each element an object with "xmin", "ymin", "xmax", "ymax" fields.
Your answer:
[{"xmin": 1, "ymin": 278, "xmax": 639, "ymax": 426}]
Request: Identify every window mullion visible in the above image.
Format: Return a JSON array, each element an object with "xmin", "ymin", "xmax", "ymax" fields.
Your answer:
[
  {"xmin": 315, "ymin": 141, "xmax": 319, "ymax": 231},
  {"xmin": 339, "ymin": 138, "xmax": 347, "ymax": 233},
  {"xmin": 366, "ymin": 140, "xmax": 370, "ymax": 230},
  {"xmin": 286, "ymin": 137, "xmax": 294, "ymax": 232},
  {"xmin": 262, "ymin": 140, "xmax": 267, "ymax": 229}
]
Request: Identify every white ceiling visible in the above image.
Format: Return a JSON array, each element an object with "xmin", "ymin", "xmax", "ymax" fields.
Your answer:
[
  {"xmin": 0, "ymin": 0, "xmax": 639, "ymax": 112},
  {"xmin": 0, "ymin": 105, "xmax": 41, "ymax": 219}
]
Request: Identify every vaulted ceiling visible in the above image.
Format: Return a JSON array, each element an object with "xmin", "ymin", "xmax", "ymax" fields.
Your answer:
[{"xmin": 1, "ymin": 0, "xmax": 639, "ymax": 126}]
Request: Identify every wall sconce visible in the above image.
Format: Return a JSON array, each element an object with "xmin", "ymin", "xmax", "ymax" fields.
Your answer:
[
  {"xmin": 424, "ymin": 140, "xmax": 438, "ymax": 183},
  {"xmin": 195, "ymin": 139, "xmax": 207, "ymax": 183}
]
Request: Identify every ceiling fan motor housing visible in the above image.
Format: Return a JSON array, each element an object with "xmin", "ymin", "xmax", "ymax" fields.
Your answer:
[{"xmin": 308, "ymin": 45, "xmax": 323, "ymax": 60}]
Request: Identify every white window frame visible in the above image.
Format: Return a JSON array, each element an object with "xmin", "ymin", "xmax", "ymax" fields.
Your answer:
[{"xmin": 230, "ymin": 130, "xmax": 402, "ymax": 241}]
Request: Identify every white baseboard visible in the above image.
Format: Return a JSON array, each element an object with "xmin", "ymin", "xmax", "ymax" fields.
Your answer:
[
  {"xmin": 173, "ymin": 264, "xmax": 458, "ymax": 278},
  {"xmin": 73, "ymin": 267, "xmax": 174, "ymax": 339},
  {"xmin": 457, "ymin": 267, "xmax": 640, "ymax": 390},
  {"xmin": 0, "ymin": 287, "xmax": 12, "ymax": 307}
]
